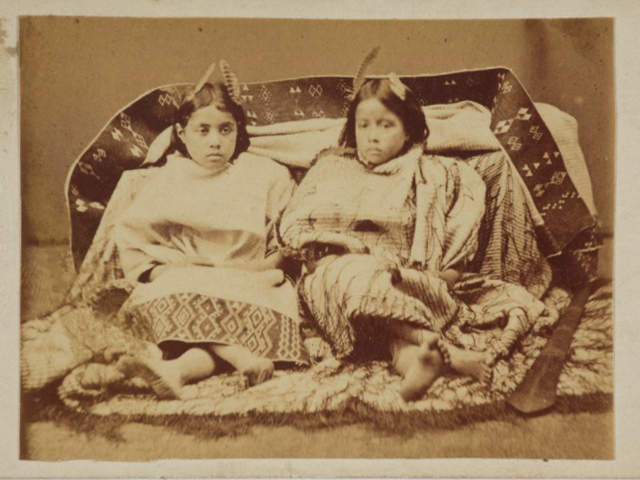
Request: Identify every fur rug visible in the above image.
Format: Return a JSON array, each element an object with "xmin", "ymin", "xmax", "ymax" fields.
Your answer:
[
  {"xmin": 21, "ymin": 247, "xmax": 612, "ymax": 428},
  {"xmin": 53, "ymin": 283, "xmax": 612, "ymax": 420}
]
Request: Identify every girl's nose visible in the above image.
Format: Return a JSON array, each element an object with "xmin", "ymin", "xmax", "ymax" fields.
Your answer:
[{"xmin": 208, "ymin": 131, "xmax": 221, "ymax": 148}]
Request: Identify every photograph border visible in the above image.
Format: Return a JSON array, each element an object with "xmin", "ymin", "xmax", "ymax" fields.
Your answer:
[{"xmin": 2, "ymin": 0, "xmax": 638, "ymax": 477}]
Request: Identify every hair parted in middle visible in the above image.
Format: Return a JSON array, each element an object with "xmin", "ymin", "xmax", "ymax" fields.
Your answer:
[
  {"xmin": 170, "ymin": 82, "xmax": 251, "ymax": 161},
  {"xmin": 338, "ymin": 77, "xmax": 429, "ymax": 152}
]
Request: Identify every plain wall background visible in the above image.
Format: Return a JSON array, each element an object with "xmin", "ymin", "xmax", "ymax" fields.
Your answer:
[{"xmin": 20, "ymin": 17, "xmax": 614, "ymax": 244}]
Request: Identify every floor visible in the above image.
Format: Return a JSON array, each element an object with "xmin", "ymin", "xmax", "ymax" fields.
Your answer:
[
  {"xmin": 20, "ymin": 242, "xmax": 615, "ymax": 461},
  {"xmin": 25, "ymin": 412, "xmax": 613, "ymax": 460}
]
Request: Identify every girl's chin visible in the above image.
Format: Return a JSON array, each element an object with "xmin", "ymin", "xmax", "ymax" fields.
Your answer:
[
  {"xmin": 193, "ymin": 158, "xmax": 230, "ymax": 171},
  {"xmin": 362, "ymin": 156, "xmax": 391, "ymax": 167},
  {"xmin": 358, "ymin": 151, "xmax": 390, "ymax": 167}
]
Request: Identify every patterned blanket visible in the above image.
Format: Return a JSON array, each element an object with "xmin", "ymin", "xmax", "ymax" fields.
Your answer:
[
  {"xmin": 22, "ymin": 163, "xmax": 612, "ymax": 419},
  {"xmin": 21, "ymin": 245, "xmax": 612, "ymax": 421},
  {"xmin": 52, "ymin": 284, "xmax": 613, "ymax": 418},
  {"xmin": 67, "ymin": 68, "xmax": 599, "ymax": 279}
]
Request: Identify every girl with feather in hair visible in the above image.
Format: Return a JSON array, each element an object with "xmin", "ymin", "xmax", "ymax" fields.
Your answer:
[
  {"xmin": 279, "ymin": 49, "xmax": 549, "ymax": 401},
  {"xmin": 114, "ymin": 62, "xmax": 308, "ymax": 399}
]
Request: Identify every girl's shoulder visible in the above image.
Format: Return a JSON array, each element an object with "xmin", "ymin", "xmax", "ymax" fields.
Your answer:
[
  {"xmin": 419, "ymin": 153, "xmax": 484, "ymax": 187},
  {"xmin": 420, "ymin": 152, "xmax": 469, "ymax": 170},
  {"xmin": 309, "ymin": 146, "xmax": 357, "ymax": 169},
  {"xmin": 235, "ymin": 152, "xmax": 294, "ymax": 184},
  {"xmin": 120, "ymin": 165, "xmax": 163, "ymax": 183},
  {"xmin": 123, "ymin": 160, "xmax": 178, "ymax": 192}
]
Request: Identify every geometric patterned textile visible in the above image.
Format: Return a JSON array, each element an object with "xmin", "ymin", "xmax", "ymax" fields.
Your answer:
[
  {"xmin": 67, "ymin": 67, "xmax": 597, "ymax": 278},
  {"xmin": 126, "ymin": 294, "xmax": 308, "ymax": 364},
  {"xmin": 56, "ymin": 283, "xmax": 613, "ymax": 418},
  {"xmin": 20, "ymin": 238, "xmax": 611, "ymax": 426}
]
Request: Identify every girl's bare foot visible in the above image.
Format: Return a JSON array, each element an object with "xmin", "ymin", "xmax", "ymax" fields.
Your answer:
[
  {"xmin": 399, "ymin": 338, "xmax": 445, "ymax": 402},
  {"xmin": 238, "ymin": 356, "xmax": 274, "ymax": 387},
  {"xmin": 449, "ymin": 347, "xmax": 494, "ymax": 387},
  {"xmin": 117, "ymin": 354, "xmax": 183, "ymax": 400},
  {"xmin": 391, "ymin": 323, "xmax": 494, "ymax": 387},
  {"xmin": 209, "ymin": 344, "xmax": 275, "ymax": 388}
]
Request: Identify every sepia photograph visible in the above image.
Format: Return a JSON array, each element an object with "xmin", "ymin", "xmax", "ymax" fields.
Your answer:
[{"xmin": 5, "ymin": 5, "xmax": 626, "ymax": 473}]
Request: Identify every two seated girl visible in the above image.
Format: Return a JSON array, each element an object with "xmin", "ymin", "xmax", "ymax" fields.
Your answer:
[{"xmin": 114, "ymin": 57, "xmax": 549, "ymax": 402}]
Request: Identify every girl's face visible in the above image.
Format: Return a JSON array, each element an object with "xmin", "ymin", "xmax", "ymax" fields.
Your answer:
[
  {"xmin": 177, "ymin": 104, "xmax": 238, "ymax": 170},
  {"xmin": 355, "ymin": 98, "xmax": 408, "ymax": 166}
]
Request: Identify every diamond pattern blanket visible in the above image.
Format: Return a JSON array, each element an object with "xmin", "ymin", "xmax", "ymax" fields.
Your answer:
[{"xmin": 67, "ymin": 68, "xmax": 598, "ymax": 279}]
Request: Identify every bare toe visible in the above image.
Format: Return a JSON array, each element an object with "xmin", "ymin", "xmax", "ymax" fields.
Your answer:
[
  {"xmin": 117, "ymin": 355, "xmax": 183, "ymax": 400},
  {"xmin": 242, "ymin": 358, "xmax": 274, "ymax": 387},
  {"xmin": 255, "ymin": 364, "xmax": 274, "ymax": 385},
  {"xmin": 480, "ymin": 354, "xmax": 494, "ymax": 387},
  {"xmin": 448, "ymin": 347, "xmax": 494, "ymax": 387},
  {"xmin": 399, "ymin": 340, "xmax": 444, "ymax": 402}
]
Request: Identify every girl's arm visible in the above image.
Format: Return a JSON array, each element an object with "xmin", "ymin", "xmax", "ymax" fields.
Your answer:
[
  {"xmin": 251, "ymin": 251, "xmax": 284, "ymax": 271},
  {"xmin": 216, "ymin": 251, "xmax": 283, "ymax": 273},
  {"xmin": 143, "ymin": 257, "xmax": 194, "ymax": 282}
]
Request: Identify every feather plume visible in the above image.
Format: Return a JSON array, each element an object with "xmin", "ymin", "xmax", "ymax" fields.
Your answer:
[
  {"xmin": 194, "ymin": 61, "xmax": 217, "ymax": 93},
  {"xmin": 350, "ymin": 46, "xmax": 380, "ymax": 100},
  {"xmin": 220, "ymin": 59, "xmax": 242, "ymax": 105},
  {"xmin": 388, "ymin": 72, "xmax": 407, "ymax": 100}
]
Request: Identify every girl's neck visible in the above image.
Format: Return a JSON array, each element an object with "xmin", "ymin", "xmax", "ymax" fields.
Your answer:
[
  {"xmin": 356, "ymin": 144, "xmax": 423, "ymax": 171},
  {"xmin": 168, "ymin": 152, "xmax": 232, "ymax": 177}
]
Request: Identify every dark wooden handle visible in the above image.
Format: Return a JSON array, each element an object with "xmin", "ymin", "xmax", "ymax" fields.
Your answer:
[{"xmin": 506, "ymin": 284, "xmax": 591, "ymax": 414}]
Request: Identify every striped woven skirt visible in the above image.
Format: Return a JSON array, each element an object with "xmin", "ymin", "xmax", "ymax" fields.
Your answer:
[{"xmin": 299, "ymin": 253, "xmax": 552, "ymax": 363}]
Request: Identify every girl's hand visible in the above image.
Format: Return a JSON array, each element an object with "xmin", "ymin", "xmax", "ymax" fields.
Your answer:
[
  {"xmin": 148, "ymin": 264, "xmax": 171, "ymax": 282},
  {"xmin": 220, "ymin": 253, "xmax": 283, "ymax": 273},
  {"xmin": 263, "ymin": 268, "xmax": 286, "ymax": 286},
  {"xmin": 148, "ymin": 259, "xmax": 194, "ymax": 282}
]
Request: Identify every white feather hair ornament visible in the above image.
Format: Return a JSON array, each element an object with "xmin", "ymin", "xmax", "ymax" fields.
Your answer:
[
  {"xmin": 194, "ymin": 61, "xmax": 217, "ymax": 93},
  {"xmin": 387, "ymin": 72, "xmax": 408, "ymax": 101},
  {"xmin": 220, "ymin": 59, "xmax": 243, "ymax": 105},
  {"xmin": 349, "ymin": 46, "xmax": 380, "ymax": 101}
]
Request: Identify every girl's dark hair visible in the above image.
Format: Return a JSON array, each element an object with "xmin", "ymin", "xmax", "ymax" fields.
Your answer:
[
  {"xmin": 171, "ymin": 82, "xmax": 250, "ymax": 160},
  {"xmin": 338, "ymin": 78, "xmax": 429, "ymax": 153}
]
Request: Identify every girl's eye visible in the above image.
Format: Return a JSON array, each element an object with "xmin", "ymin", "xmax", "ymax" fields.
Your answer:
[
  {"xmin": 199, "ymin": 128, "xmax": 209, "ymax": 135},
  {"xmin": 220, "ymin": 126, "xmax": 233, "ymax": 135}
]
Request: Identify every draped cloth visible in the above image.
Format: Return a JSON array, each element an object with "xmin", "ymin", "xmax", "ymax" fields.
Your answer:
[
  {"xmin": 118, "ymin": 155, "xmax": 289, "ymax": 281},
  {"xmin": 22, "ymin": 153, "xmax": 309, "ymax": 392},
  {"xmin": 114, "ymin": 155, "xmax": 308, "ymax": 364},
  {"xmin": 22, "ymin": 96, "xmax": 593, "ymax": 396},
  {"xmin": 279, "ymin": 147, "xmax": 554, "ymax": 362}
]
